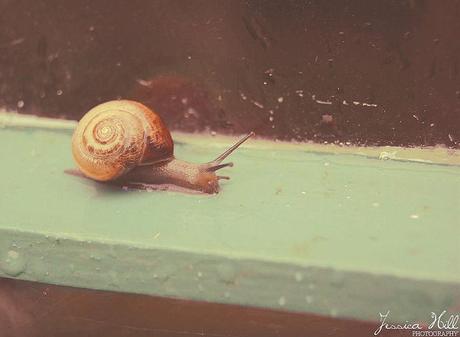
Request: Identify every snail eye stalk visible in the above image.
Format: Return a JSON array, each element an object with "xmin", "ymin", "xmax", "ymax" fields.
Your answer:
[{"xmin": 204, "ymin": 132, "xmax": 254, "ymax": 172}]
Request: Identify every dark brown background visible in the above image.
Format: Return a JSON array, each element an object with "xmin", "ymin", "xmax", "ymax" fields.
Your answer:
[
  {"xmin": 0, "ymin": 0, "xmax": 459, "ymax": 147},
  {"xmin": 0, "ymin": 277, "xmax": 411, "ymax": 337}
]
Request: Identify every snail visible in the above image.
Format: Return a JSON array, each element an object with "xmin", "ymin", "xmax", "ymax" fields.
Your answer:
[{"xmin": 71, "ymin": 100, "xmax": 253, "ymax": 194}]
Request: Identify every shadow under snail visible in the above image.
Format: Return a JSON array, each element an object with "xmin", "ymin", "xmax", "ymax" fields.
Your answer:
[{"xmin": 71, "ymin": 100, "xmax": 254, "ymax": 194}]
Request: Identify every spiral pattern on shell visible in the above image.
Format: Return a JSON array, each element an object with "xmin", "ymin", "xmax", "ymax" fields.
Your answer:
[{"xmin": 72, "ymin": 100, "xmax": 174, "ymax": 181}]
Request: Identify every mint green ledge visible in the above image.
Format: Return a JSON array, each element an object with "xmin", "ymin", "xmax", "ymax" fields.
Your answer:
[{"xmin": 0, "ymin": 114, "xmax": 459, "ymax": 323}]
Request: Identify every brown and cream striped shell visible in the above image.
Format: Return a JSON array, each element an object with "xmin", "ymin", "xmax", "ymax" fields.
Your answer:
[{"xmin": 71, "ymin": 100, "xmax": 174, "ymax": 181}]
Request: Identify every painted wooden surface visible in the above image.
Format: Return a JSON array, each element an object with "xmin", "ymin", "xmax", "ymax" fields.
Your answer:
[{"xmin": 0, "ymin": 115, "xmax": 459, "ymax": 323}]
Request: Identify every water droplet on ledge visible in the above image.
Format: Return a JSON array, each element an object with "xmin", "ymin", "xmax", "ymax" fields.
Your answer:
[{"xmin": 0, "ymin": 250, "xmax": 27, "ymax": 277}]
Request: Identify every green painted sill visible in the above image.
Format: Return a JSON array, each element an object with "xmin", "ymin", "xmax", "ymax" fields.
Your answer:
[{"xmin": 0, "ymin": 112, "xmax": 459, "ymax": 323}]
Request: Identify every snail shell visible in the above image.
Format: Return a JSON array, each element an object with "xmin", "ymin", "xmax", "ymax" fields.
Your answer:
[{"xmin": 72, "ymin": 100, "xmax": 173, "ymax": 181}]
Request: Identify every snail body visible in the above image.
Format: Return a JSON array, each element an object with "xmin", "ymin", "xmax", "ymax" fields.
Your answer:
[{"xmin": 72, "ymin": 100, "xmax": 253, "ymax": 194}]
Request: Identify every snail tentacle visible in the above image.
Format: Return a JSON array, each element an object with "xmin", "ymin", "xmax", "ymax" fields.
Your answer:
[
  {"xmin": 210, "ymin": 132, "xmax": 254, "ymax": 164},
  {"xmin": 206, "ymin": 162, "xmax": 233, "ymax": 172},
  {"xmin": 202, "ymin": 132, "xmax": 254, "ymax": 172}
]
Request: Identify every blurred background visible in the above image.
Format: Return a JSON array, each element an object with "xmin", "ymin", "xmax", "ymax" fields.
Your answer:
[{"xmin": 0, "ymin": 0, "xmax": 459, "ymax": 146}]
